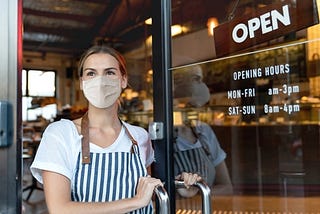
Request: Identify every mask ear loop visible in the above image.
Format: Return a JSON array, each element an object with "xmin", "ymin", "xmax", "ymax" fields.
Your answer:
[{"xmin": 81, "ymin": 112, "xmax": 91, "ymax": 164}]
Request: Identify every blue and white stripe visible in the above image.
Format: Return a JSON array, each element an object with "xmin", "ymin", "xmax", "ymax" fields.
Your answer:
[{"xmin": 72, "ymin": 149, "xmax": 153, "ymax": 213}]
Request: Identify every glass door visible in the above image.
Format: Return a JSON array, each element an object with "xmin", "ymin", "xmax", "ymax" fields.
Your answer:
[{"xmin": 170, "ymin": 0, "xmax": 320, "ymax": 213}]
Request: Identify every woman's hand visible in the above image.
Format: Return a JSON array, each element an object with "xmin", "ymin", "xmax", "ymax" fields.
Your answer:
[
  {"xmin": 175, "ymin": 172, "xmax": 202, "ymax": 197},
  {"xmin": 134, "ymin": 175, "xmax": 163, "ymax": 207},
  {"xmin": 176, "ymin": 172, "xmax": 202, "ymax": 188}
]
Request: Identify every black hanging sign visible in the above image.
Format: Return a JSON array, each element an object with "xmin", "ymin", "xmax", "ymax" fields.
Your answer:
[{"xmin": 214, "ymin": 0, "xmax": 319, "ymax": 57}]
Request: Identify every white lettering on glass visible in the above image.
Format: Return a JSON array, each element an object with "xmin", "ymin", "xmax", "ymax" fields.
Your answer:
[{"xmin": 232, "ymin": 5, "xmax": 291, "ymax": 43}]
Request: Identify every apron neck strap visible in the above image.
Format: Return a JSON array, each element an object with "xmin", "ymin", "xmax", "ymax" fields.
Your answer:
[
  {"xmin": 120, "ymin": 120, "xmax": 139, "ymax": 155},
  {"xmin": 81, "ymin": 112, "xmax": 91, "ymax": 164},
  {"xmin": 81, "ymin": 113, "xmax": 139, "ymax": 164}
]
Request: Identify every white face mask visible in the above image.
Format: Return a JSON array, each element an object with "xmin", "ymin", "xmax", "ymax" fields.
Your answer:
[
  {"xmin": 82, "ymin": 76, "xmax": 121, "ymax": 108},
  {"xmin": 174, "ymin": 78, "xmax": 210, "ymax": 107},
  {"xmin": 188, "ymin": 82, "xmax": 210, "ymax": 107}
]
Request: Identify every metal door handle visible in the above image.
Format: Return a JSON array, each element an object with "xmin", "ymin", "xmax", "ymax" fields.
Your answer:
[
  {"xmin": 154, "ymin": 185, "xmax": 170, "ymax": 214},
  {"xmin": 175, "ymin": 180, "xmax": 212, "ymax": 214}
]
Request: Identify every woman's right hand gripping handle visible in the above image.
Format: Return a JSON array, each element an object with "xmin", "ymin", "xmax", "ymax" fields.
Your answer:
[{"xmin": 134, "ymin": 175, "xmax": 163, "ymax": 207}]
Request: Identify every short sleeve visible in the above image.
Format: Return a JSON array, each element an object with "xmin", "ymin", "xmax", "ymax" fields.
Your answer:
[
  {"xmin": 196, "ymin": 122, "xmax": 226, "ymax": 166},
  {"xmin": 141, "ymin": 135, "xmax": 155, "ymax": 167},
  {"xmin": 30, "ymin": 120, "xmax": 80, "ymax": 184},
  {"xmin": 124, "ymin": 122, "xmax": 154, "ymax": 167}
]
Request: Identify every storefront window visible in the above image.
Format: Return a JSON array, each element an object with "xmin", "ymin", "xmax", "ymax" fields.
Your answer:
[
  {"xmin": 22, "ymin": 69, "xmax": 57, "ymax": 121},
  {"xmin": 171, "ymin": 0, "xmax": 320, "ymax": 212}
]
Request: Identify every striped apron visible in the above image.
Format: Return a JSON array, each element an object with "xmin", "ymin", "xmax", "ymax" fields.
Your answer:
[
  {"xmin": 173, "ymin": 140, "xmax": 215, "ymax": 187},
  {"xmin": 71, "ymin": 112, "xmax": 153, "ymax": 214},
  {"xmin": 173, "ymin": 123, "xmax": 216, "ymax": 187}
]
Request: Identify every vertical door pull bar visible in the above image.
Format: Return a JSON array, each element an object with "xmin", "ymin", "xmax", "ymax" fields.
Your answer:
[
  {"xmin": 154, "ymin": 185, "xmax": 170, "ymax": 214},
  {"xmin": 175, "ymin": 180, "xmax": 212, "ymax": 214}
]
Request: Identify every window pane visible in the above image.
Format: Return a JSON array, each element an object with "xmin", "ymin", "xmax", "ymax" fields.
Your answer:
[
  {"xmin": 22, "ymin": 96, "xmax": 57, "ymax": 121},
  {"xmin": 22, "ymin": 69, "xmax": 26, "ymax": 96},
  {"xmin": 22, "ymin": 96, "xmax": 32, "ymax": 121},
  {"xmin": 28, "ymin": 70, "xmax": 55, "ymax": 97}
]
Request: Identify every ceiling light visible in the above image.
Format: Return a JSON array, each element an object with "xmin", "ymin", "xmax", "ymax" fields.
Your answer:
[
  {"xmin": 145, "ymin": 24, "xmax": 188, "ymax": 46},
  {"xmin": 171, "ymin": 25, "xmax": 188, "ymax": 37},
  {"xmin": 145, "ymin": 18, "xmax": 187, "ymax": 36},
  {"xmin": 145, "ymin": 35, "xmax": 152, "ymax": 47},
  {"xmin": 207, "ymin": 17, "xmax": 219, "ymax": 36},
  {"xmin": 145, "ymin": 18, "xmax": 152, "ymax": 25}
]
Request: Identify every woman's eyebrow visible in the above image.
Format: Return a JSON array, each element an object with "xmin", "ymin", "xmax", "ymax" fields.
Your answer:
[
  {"xmin": 83, "ymin": 67, "xmax": 96, "ymax": 71},
  {"xmin": 104, "ymin": 67, "xmax": 118, "ymax": 70}
]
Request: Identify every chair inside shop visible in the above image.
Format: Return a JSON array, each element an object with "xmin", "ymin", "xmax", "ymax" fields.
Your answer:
[{"xmin": 22, "ymin": 126, "xmax": 43, "ymax": 201}]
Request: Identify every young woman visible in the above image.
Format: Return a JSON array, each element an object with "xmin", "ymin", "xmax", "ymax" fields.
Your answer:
[{"xmin": 30, "ymin": 45, "xmax": 200, "ymax": 214}]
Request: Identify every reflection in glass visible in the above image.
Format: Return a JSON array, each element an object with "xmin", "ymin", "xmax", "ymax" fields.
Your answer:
[{"xmin": 172, "ymin": 64, "xmax": 233, "ymax": 201}]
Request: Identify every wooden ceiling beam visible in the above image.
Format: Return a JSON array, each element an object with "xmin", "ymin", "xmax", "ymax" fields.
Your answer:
[
  {"xmin": 23, "ymin": 8, "xmax": 96, "ymax": 24},
  {"xmin": 23, "ymin": 25, "xmax": 88, "ymax": 39},
  {"xmin": 72, "ymin": 0, "xmax": 110, "ymax": 3}
]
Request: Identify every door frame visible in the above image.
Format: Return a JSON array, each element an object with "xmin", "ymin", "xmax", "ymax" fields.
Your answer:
[
  {"xmin": 0, "ymin": 0, "xmax": 22, "ymax": 213},
  {"xmin": 151, "ymin": 0, "xmax": 175, "ymax": 212}
]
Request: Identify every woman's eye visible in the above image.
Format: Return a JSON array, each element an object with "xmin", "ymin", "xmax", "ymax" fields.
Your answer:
[
  {"xmin": 106, "ymin": 70, "xmax": 116, "ymax": 75},
  {"xmin": 191, "ymin": 76, "xmax": 201, "ymax": 82},
  {"xmin": 86, "ymin": 71, "xmax": 95, "ymax": 76}
]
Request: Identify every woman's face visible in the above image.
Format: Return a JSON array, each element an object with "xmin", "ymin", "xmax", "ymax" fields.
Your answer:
[
  {"xmin": 80, "ymin": 53, "xmax": 127, "ymax": 89},
  {"xmin": 174, "ymin": 72, "xmax": 210, "ymax": 107}
]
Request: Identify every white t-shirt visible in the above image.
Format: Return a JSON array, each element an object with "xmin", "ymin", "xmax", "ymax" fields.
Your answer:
[{"xmin": 30, "ymin": 119, "xmax": 154, "ymax": 184}]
